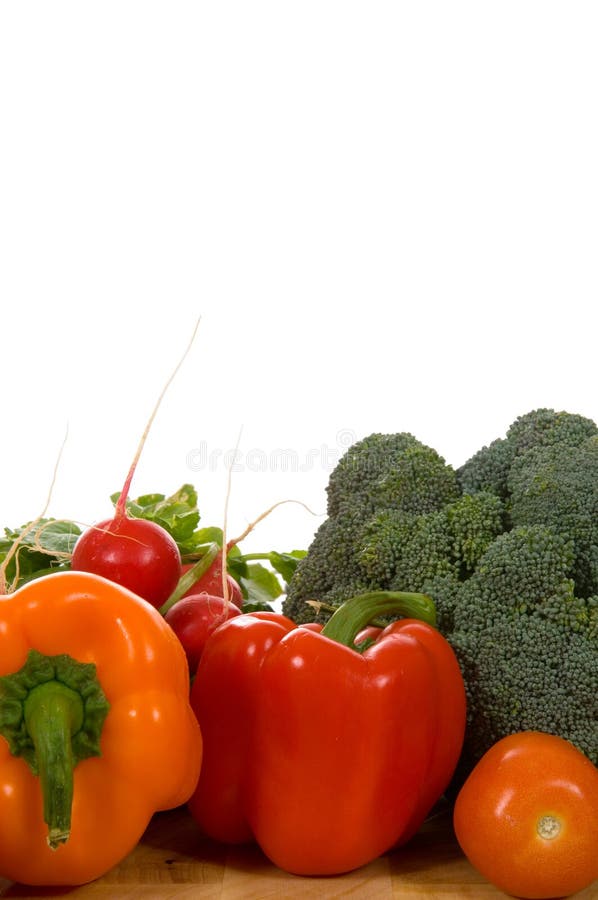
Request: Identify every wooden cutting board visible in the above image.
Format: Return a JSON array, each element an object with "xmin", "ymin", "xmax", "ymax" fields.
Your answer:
[{"xmin": 1, "ymin": 806, "xmax": 596, "ymax": 899}]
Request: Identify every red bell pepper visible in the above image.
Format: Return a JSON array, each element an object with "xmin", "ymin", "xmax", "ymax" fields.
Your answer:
[{"xmin": 188, "ymin": 591, "xmax": 466, "ymax": 876}]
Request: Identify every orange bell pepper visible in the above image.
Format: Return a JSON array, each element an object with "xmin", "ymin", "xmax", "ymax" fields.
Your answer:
[{"xmin": 0, "ymin": 570, "xmax": 202, "ymax": 886}]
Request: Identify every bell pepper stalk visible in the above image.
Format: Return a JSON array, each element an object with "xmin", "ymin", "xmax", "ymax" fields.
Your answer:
[
  {"xmin": 1, "ymin": 648, "xmax": 109, "ymax": 851},
  {"xmin": 188, "ymin": 590, "xmax": 466, "ymax": 876},
  {"xmin": 0, "ymin": 570, "xmax": 202, "ymax": 887}
]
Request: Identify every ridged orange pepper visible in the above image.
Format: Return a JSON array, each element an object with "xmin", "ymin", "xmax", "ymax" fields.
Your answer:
[{"xmin": 0, "ymin": 570, "xmax": 202, "ymax": 886}]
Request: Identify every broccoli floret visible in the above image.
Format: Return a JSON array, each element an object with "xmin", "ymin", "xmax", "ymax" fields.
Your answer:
[
  {"xmin": 451, "ymin": 616, "xmax": 597, "ymax": 777},
  {"xmin": 326, "ymin": 432, "xmax": 459, "ymax": 518},
  {"xmin": 284, "ymin": 508, "xmax": 375, "ymax": 611},
  {"xmin": 358, "ymin": 492, "xmax": 504, "ymax": 592},
  {"xmin": 456, "ymin": 437, "xmax": 513, "ymax": 500},
  {"xmin": 442, "ymin": 524, "xmax": 596, "ymax": 771},
  {"xmin": 508, "ymin": 436, "xmax": 598, "ymax": 596},
  {"xmin": 419, "ymin": 573, "xmax": 463, "ymax": 634},
  {"xmin": 507, "ymin": 408, "xmax": 598, "ymax": 455},
  {"xmin": 450, "ymin": 525, "xmax": 577, "ymax": 629},
  {"xmin": 284, "ymin": 432, "xmax": 460, "ymax": 623},
  {"xmin": 542, "ymin": 592, "xmax": 598, "ymax": 639},
  {"xmin": 448, "ymin": 526, "xmax": 597, "ymax": 771},
  {"xmin": 360, "ymin": 509, "xmax": 456, "ymax": 589},
  {"xmin": 457, "ymin": 408, "xmax": 598, "ymax": 500},
  {"xmin": 445, "ymin": 491, "xmax": 504, "ymax": 575}
]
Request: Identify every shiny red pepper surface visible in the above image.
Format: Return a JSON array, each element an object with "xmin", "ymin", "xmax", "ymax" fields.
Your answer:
[{"xmin": 188, "ymin": 594, "xmax": 466, "ymax": 876}]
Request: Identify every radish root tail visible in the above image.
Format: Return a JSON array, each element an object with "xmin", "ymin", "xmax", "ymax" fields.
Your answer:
[
  {"xmin": 0, "ymin": 425, "xmax": 69, "ymax": 595},
  {"xmin": 114, "ymin": 317, "xmax": 201, "ymax": 522}
]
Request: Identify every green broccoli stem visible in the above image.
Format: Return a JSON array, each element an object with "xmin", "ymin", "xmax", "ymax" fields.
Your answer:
[
  {"xmin": 24, "ymin": 681, "xmax": 84, "ymax": 849},
  {"xmin": 321, "ymin": 590, "xmax": 437, "ymax": 650},
  {"xmin": 160, "ymin": 541, "xmax": 220, "ymax": 615}
]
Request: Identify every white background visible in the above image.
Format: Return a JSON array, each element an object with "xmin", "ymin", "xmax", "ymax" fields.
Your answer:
[{"xmin": 1, "ymin": 2, "xmax": 597, "ymax": 560}]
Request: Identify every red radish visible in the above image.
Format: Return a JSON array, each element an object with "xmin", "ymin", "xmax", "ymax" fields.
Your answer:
[
  {"xmin": 180, "ymin": 561, "xmax": 243, "ymax": 608},
  {"xmin": 71, "ymin": 321, "xmax": 200, "ymax": 608},
  {"xmin": 172, "ymin": 498, "xmax": 315, "ymax": 613},
  {"xmin": 164, "ymin": 593, "xmax": 240, "ymax": 674},
  {"xmin": 71, "ymin": 515, "xmax": 181, "ymax": 609}
]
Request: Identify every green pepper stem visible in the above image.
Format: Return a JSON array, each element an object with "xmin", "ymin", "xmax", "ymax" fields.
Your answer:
[
  {"xmin": 24, "ymin": 681, "xmax": 84, "ymax": 850},
  {"xmin": 0, "ymin": 649, "xmax": 109, "ymax": 850},
  {"xmin": 320, "ymin": 590, "xmax": 437, "ymax": 650},
  {"xmin": 160, "ymin": 541, "xmax": 220, "ymax": 615}
]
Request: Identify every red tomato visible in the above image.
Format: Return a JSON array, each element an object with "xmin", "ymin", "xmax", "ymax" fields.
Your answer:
[
  {"xmin": 453, "ymin": 731, "xmax": 598, "ymax": 899},
  {"xmin": 164, "ymin": 593, "xmax": 241, "ymax": 675},
  {"xmin": 181, "ymin": 563, "xmax": 243, "ymax": 609}
]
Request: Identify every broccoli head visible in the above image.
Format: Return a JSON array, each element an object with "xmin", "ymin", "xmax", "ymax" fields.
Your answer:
[{"xmin": 283, "ymin": 408, "xmax": 598, "ymax": 775}]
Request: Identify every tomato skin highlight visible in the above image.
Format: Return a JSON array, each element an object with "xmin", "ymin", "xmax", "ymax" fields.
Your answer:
[
  {"xmin": 164, "ymin": 593, "xmax": 241, "ymax": 674},
  {"xmin": 453, "ymin": 731, "xmax": 598, "ymax": 899},
  {"xmin": 71, "ymin": 516, "xmax": 182, "ymax": 610}
]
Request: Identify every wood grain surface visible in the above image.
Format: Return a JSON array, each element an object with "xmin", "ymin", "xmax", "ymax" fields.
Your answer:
[{"xmin": 1, "ymin": 806, "xmax": 596, "ymax": 899}]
